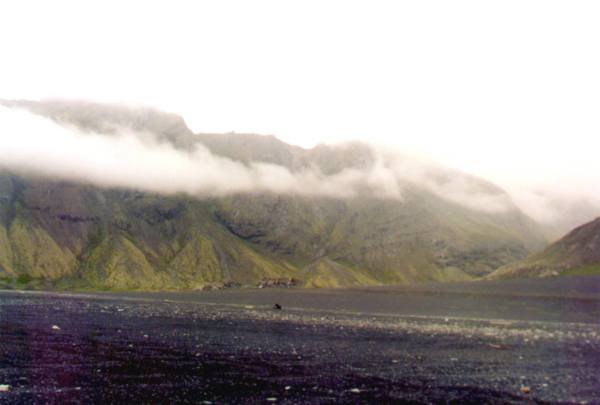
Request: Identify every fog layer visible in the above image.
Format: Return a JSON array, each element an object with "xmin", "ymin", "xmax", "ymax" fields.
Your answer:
[
  {"xmin": 0, "ymin": 106, "xmax": 403, "ymax": 199},
  {"xmin": 2, "ymin": 104, "xmax": 598, "ymax": 230}
]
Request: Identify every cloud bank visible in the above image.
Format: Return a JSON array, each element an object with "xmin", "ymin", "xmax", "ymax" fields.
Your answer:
[
  {"xmin": 5, "ymin": 102, "xmax": 597, "ymax": 230},
  {"xmin": 0, "ymin": 106, "xmax": 402, "ymax": 200}
]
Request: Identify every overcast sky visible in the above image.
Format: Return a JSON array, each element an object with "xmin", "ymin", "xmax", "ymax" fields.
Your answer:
[{"xmin": 1, "ymin": 0, "xmax": 599, "ymax": 201}]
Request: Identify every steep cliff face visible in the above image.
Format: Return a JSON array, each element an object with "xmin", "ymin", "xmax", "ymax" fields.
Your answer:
[
  {"xmin": 489, "ymin": 218, "xmax": 600, "ymax": 279},
  {"xmin": 0, "ymin": 100, "xmax": 549, "ymax": 290}
]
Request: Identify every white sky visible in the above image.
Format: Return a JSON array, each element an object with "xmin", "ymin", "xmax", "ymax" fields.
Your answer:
[{"xmin": 0, "ymin": 0, "xmax": 599, "ymax": 197}]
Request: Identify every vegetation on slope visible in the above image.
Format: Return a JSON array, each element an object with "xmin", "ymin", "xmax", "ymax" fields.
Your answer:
[
  {"xmin": 0, "ymin": 100, "xmax": 551, "ymax": 290},
  {"xmin": 0, "ymin": 171, "xmax": 548, "ymax": 290},
  {"xmin": 489, "ymin": 217, "xmax": 600, "ymax": 279}
]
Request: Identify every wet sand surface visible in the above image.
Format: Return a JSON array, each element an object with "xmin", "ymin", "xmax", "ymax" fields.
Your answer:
[{"xmin": 1, "ymin": 276, "xmax": 600, "ymax": 404}]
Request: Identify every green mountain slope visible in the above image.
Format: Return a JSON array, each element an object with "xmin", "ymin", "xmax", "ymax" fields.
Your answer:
[
  {"xmin": 0, "ymin": 100, "xmax": 549, "ymax": 290},
  {"xmin": 489, "ymin": 217, "xmax": 600, "ymax": 279}
]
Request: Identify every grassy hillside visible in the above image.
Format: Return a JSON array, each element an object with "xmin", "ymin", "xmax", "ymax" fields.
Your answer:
[
  {"xmin": 489, "ymin": 217, "xmax": 600, "ymax": 279},
  {"xmin": 0, "ymin": 171, "xmax": 547, "ymax": 290}
]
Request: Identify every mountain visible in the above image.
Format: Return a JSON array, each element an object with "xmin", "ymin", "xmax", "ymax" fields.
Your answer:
[
  {"xmin": 0, "ymin": 100, "xmax": 549, "ymax": 290},
  {"xmin": 509, "ymin": 188, "xmax": 600, "ymax": 237},
  {"xmin": 489, "ymin": 217, "xmax": 600, "ymax": 279},
  {"xmin": 538, "ymin": 196, "xmax": 600, "ymax": 236}
]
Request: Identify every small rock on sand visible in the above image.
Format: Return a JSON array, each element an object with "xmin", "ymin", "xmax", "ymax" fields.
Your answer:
[
  {"xmin": 0, "ymin": 384, "xmax": 10, "ymax": 392},
  {"xmin": 521, "ymin": 386, "xmax": 531, "ymax": 394},
  {"xmin": 52, "ymin": 325, "xmax": 61, "ymax": 330}
]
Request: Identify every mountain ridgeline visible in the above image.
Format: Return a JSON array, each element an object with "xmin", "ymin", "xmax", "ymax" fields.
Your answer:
[
  {"xmin": 489, "ymin": 217, "xmax": 600, "ymax": 279},
  {"xmin": 0, "ymin": 100, "xmax": 549, "ymax": 290}
]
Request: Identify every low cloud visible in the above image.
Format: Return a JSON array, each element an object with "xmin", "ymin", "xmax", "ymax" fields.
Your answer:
[
  {"xmin": 507, "ymin": 187, "xmax": 600, "ymax": 233},
  {"xmin": 385, "ymin": 153, "xmax": 515, "ymax": 213},
  {"xmin": 0, "ymin": 106, "xmax": 402, "ymax": 199},
  {"xmin": 5, "ymin": 102, "xmax": 595, "ymax": 229}
]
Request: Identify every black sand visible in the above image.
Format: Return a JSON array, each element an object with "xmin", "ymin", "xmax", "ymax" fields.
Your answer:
[{"xmin": 1, "ymin": 276, "xmax": 600, "ymax": 404}]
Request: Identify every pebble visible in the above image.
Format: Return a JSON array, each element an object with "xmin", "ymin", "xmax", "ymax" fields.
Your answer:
[
  {"xmin": 285, "ymin": 386, "xmax": 291, "ymax": 391},
  {"xmin": 0, "ymin": 384, "xmax": 10, "ymax": 392},
  {"xmin": 521, "ymin": 386, "xmax": 531, "ymax": 394},
  {"xmin": 52, "ymin": 325, "xmax": 61, "ymax": 330},
  {"xmin": 266, "ymin": 397, "xmax": 277, "ymax": 402},
  {"xmin": 350, "ymin": 388, "xmax": 361, "ymax": 394}
]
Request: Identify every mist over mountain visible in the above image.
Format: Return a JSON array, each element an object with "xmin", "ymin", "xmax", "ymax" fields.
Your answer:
[
  {"xmin": 0, "ymin": 99, "xmax": 519, "ymax": 207},
  {"xmin": 0, "ymin": 100, "xmax": 550, "ymax": 289},
  {"xmin": 490, "ymin": 217, "xmax": 600, "ymax": 279},
  {"xmin": 508, "ymin": 189, "xmax": 600, "ymax": 236}
]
